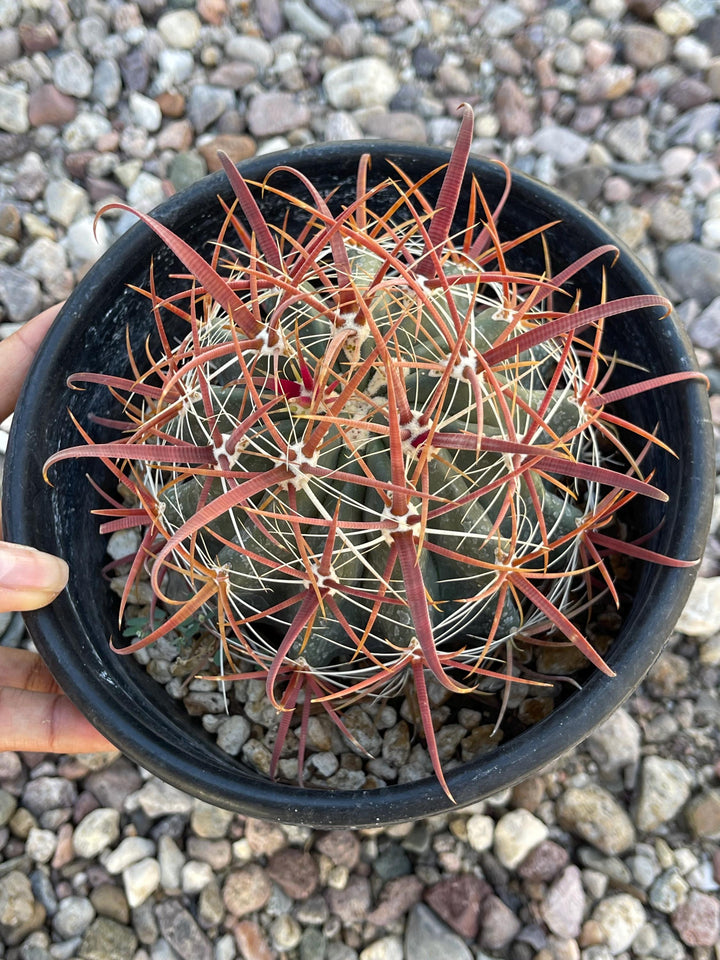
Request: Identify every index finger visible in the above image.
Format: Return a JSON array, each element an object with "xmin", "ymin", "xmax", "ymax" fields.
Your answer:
[{"xmin": 0, "ymin": 303, "xmax": 64, "ymax": 422}]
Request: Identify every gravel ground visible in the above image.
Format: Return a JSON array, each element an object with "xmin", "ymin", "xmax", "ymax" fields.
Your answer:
[{"xmin": 2, "ymin": 0, "xmax": 720, "ymax": 958}]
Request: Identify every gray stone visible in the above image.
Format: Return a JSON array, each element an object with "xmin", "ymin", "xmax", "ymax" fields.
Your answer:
[
  {"xmin": 190, "ymin": 801, "xmax": 233, "ymax": 839},
  {"xmin": 225, "ymin": 34, "xmax": 274, "ymax": 70},
  {"xmin": 53, "ymin": 51, "xmax": 93, "ymax": 98},
  {"xmin": 0, "ymin": 83, "xmax": 28, "ymax": 133},
  {"xmin": 13, "ymin": 152, "xmax": 48, "ymax": 201},
  {"xmin": 126, "ymin": 171, "xmax": 166, "ymax": 213},
  {"xmin": 63, "ymin": 215, "xmax": 110, "ymax": 266},
  {"xmin": 104, "ymin": 837, "xmax": 155, "ymax": 875},
  {"xmin": 531, "ymin": 126, "xmax": 589, "ymax": 166},
  {"xmin": 79, "ymin": 917, "xmax": 138, "ymax": 960},
  {"xmin": 635, "ymin": 756, "xmax": 693, "ymax": 832},
  {"xmin": 675, "ymin": 576, "xmax": 720, "ymax": 633},
  {"xmin": 360, "ymin": 111, "xmax": 426, "ymax": 143},
  {"xmin": 650, "ymin": 867, "xmax": 690, "ymax": 914},
  {"xmin": 73, "ymin": 809, "xmax": 120, "ymax": 859},
  {"xmin": 283, "ymin": 0, "xmax": 333, "ymax": 40},
  {"xmin": 122, "ymin": 858, "xmax": 160, "ymax": 909},
  {"xmin": 246, "ymin": 91, "xmax": 311, "ymax": 138},
  {"xmin": 404, "ymin": 904, "xmax": 473, "ymax": 960},
  {"xmin": 92, "ymin": 59, "xmax": 121, "ymax": 108},
  {"xmin": 53, "ymin": 896, "xmax": 95, "ymax": 938},
  {"xmin": 168, "ymin": 151, "xmax": 207, "ymax": 192},
  {"xmin": 155, "ymin": 900, "xmax": 212, "ymax": 960},
  {"xmin": 592, "ymin": 894, "xmax": 646, "ymax": 954},
  {"xmin": 325, "ymin": 110, "xmax": 363, "ymax": 140},
  {"xmin": 132, "ymin": 778, "xmax": 194, "ymax": 818},
  {"xmin": 0, "ymin": 871, "xmax": 35, "ymax": 926},
  {"xmin": 649, "ymin": 197, "xmax": 694, "ymax": 243},
  {"xmin": 129, "ymin": 91, "xmax": 161, "ymax": 132},
  {"xmin": 158, "ymin": 836, "xmax": 185, "ymax": 892},
  {"xmin": 585, "ymin": 708, "xmax": 641, "ymax": 772},
  {"xmin": 187, "ymin": 84, "xmax": 235, "ymax": 133},
  {"xmin": 607, "ymin": 116, "xmax": 650, "ymax": 162},
  {"xmin": 541, "ymin": 865, "xmax": 585, "ymax": 938},
  {"xmin": 62, "ymin": 112, "xmax": 112, "ymax": 152},
  {"xmin": 558, "ymin": 784, "xmax": 635, "ymax": 855},
  {"xmin": 45, "ymin": 178, "xmax": 88, "ymax": 228},
  {"xmin": 25, "ymin": 828, "xmax": 57, "ymax": 864},
  {"xmin": 0, "ymin": 789, "xmax": 17, "ymax": 826},
  {"xmin": 157, "ymin": 49, "xmax": 194, "ymax": 87},
  {"xmin": 323, "ymin": 57, "xmax": 399, "ymax": 109},
  {"xmin": 358, "ymin": 935, "xmax": 402, "ymax": 960},
  {"xmin": 482, "ymin": 2, "xmax": 526, "ymax": 37},
  {"xmin": 157, "ymin": 9, "xmax": 201, "ymax": 49},
  {"xmin": 216, "ymin": 715, "xmax": 251, "ymax": 755},
  {"xmin": 0, "ymin": 263, "xmax": 40, "ymax": 321},
  {"xmin": 493, "ymin": 809, "xmax": 549, "ymax": 868}
]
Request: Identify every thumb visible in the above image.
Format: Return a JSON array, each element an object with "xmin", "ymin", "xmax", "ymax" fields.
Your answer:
[{"xmin": 0, "ymin": 542, "xmax": 69, "ymax": 613}]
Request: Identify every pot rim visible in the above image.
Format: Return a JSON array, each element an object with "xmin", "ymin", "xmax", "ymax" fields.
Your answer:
[{"xmin": 2, "ymin": 141, "xmax": 714, "ymax": 827}]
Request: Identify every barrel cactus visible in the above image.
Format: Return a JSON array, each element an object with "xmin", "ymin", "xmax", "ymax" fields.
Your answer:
[{"xmin": 45, "ymin": 105, "xmax": 700, "ymax": 797}]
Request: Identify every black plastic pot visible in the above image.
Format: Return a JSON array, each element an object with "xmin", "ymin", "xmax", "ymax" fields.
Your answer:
[{"xmin": 2, "ymin": 144, "xmax": 714, "ymax": 828}]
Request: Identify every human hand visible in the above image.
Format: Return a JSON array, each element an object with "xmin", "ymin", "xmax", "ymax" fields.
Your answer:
[{"xmin": 0, "ymin": 304, "xmax": 115, "ymax": 753}]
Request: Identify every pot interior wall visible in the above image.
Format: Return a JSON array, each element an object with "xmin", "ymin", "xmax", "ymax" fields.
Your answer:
[{"xmin": 3, "ymin": 145, "xmax": 712, "ymax": 826}]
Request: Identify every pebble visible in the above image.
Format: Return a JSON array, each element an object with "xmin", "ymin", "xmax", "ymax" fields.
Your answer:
[
  {"xmin": 157, "ymin": 9, "xmax": 201, "ymax": 49},
  {"xmin": 622, "ymin": 25, "xmax": 671, "ymax": 68},
  {"xmin": 128, "ymin": 92, "xmax": 162, "ymax": 132},
  {"xmin": 493, "ymin": 809, "xmax": 549, "ymax": 869},
  {"xmin": 0, "ymin": 83, "xmax": 28, "ymax": 133},
  {"xmin": 465, "ymin": 814, "xmax": 494, "ymax": 852},
  {"xmin": 53, "ymin": 51, "xmax": 93, "ymax": 98},
  {"xmin": 44, "ymin": 178, "xmax": 88, "ymax": 229},
  {"xmin": 223, "ymin": 865, "xmax": 272, "ymax": 916},
  {"xmin": 187, "ymin": 84, "xmax": 235, "ymax": 133},
  {"xmin": 558, "ymin": 785, "xmax": 635, "ymax": 855},
  {"xmin": 404, "ymin": 904, "xmax": 473, "ymax": 960},
  {"xmin": 266, "ymin": 848, "xmax": 319, "ymax": 900},
  {"xmin": 649, "ymin": 196, "xmax": 693, "ymax": 243},
  {"xmin": 675, "ymin": 576, "xmax": 720, "ymax": 633},
  {"xmin": 634, "ymin": 756, "xmax": 693, "ymax": 832},
  {"xmin": 685, "ymin": 789, "xmax": 720, "ymax": 839},
  {"xmin": 22, "ymin": 779, "xmax": 76, "ymax": 818},
  {"xmin": 424, "ymin": 874, "xmax": 489, "ymax": 939},
  {"xmin": 584, "ymin": 708, "xmax": 641, "ymax": 772},
  {"xmin": 246, "ymin": 91, "xmax": 311, "ymax": 138},
  {"xmin": 671, "ymin": 890, "xmax": 720, "ymax": 946},
  {"xmin": 541, "ymin": 865, "xmax": 585, "ymax": 939},
  {"xmin": 103, "ymin": 836, "xmax": 155, "ymax": 875},
  {"xmin": 326, "ymin": 873, "xmax": 371, "ymax": 922},
  {"xmin": 79, "ymin": 917, "xmax": 137, "ymax": 960},
  {"xmin": 122, "ymin": 858, "xmax": 160, "ymax": 909},
  {"xmin": 25, "ymin": 828, "xmax": 57, "ymax": 864},
  {"xmin": 132, "ymin": 780, "xmax": 194, "ymax": 818},
  {"xmin": 654, "ymin": 1, "xmax": 696, "ymax": 36},
  {"xmin": 323, "ymin": 57, "xmax": 400, "ymax": 109},
  {"xmin": 52, "ymin": 896, "xmax": 95, "ymax": 939},
  {"xmin": 0, "ymin": 870, "xmax": 35, "ymax": 926},
  {"xmin": 359, "ymin": 935, "xmax": 402, "ymax": 960},
  {"xmin": 649, "ymin": 867, "xmax": 690, "ymax": 913},
  {"xmin": 531, "ymin": 126, "xmax": 589, "ymax": 166},
  {"xmin": 606, "ymin": 116, "xmax": 650, "ymax": 162},
  {"xmin": 155, "ymin": 900, "xmax": 212, "ymax": 960},
  {"xmin": 592, "ymin": 893, "xmax": 646, "ymax": 954}
]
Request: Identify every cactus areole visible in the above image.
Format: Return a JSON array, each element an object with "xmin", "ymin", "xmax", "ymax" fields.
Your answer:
[{"xmin": 5, "ymin": 107, "xmax": 713, "ymax": 824}]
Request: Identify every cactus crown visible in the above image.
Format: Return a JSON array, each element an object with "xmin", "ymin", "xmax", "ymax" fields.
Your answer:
[{"xmin": 46, "ymin": 105, "xmax": 700, "ymax": 799}]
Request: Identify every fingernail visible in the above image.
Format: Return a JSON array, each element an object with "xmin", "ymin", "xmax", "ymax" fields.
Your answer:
[{"xmin": 0, "ymin": 543, "xmax": 69, "ymax": 594}]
